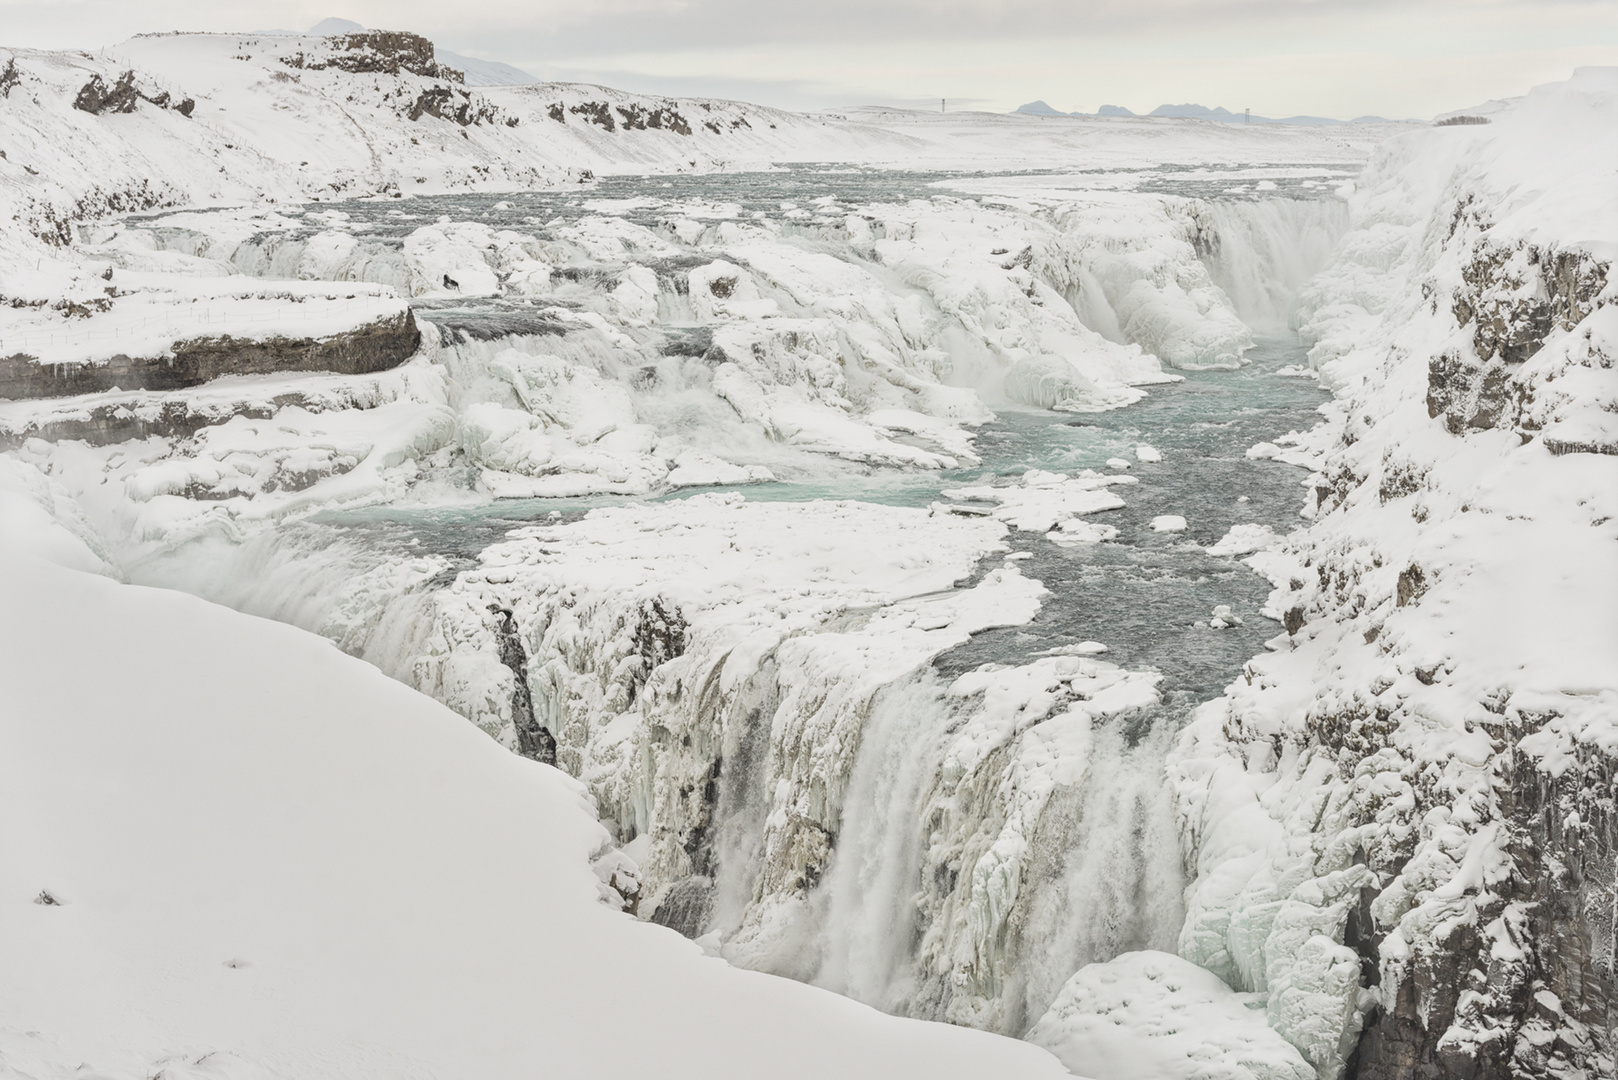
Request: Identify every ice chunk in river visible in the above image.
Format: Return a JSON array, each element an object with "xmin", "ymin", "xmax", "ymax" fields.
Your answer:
[{"xmin": 1205, "ymin": 523, "xmax": 1278, "ymax": 557}]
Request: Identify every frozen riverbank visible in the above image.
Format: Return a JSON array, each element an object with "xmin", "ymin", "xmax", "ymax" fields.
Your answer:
[{"xmin": 6, "ymin": 26, "xmax": 1612, "ymax": 1078}]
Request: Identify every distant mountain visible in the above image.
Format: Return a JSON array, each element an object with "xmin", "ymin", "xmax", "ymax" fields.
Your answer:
[
  {"xmin": 434, "ymin": 49, "xmax": 540, "ymax": 87},
  {"xmin": 1146, "ymin": 103, "xmax": 1377, "ymax": 126},
  {"xmin": 1149, "ymin": 103, "xmax": 1243, "ymax": 121},
  {"xmin": 307, "ymin": 18, "xmax": 540, "ymax": 86},
  {"xmin": 1014, "ymin": 101, "xmax": 1078, "ymax": 116},
  {"xmin": 1013, "ymin": 101, "xmax": 1138, "ymax": 119},
  {"xmin": 309, "ymin": 17, "xmax": 365, "ymax": 34},
  {"xmin": 1012, "ymin": 100, "xmax": 1379, "ymax": 125}
]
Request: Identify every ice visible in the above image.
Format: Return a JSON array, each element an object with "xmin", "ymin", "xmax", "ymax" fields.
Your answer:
[
  {"xmin": 1040, "ymin": 641, "xmax": 1111, "ymax": 656},
  {"xmin": 1047, "ymin": 518, "xmax": 1122, "ymax": 546},
  {"xmin": 1028, "ymin": 950, "xmax": 1315, "ymax": 1080},
  {"xmin": 943, "ymin": 469, "xmax": 1134, "ymax": 534},
  {"xmin": 10, "ymin": 27, "xmax": 1609, "ymax": 1077},
  {"xmin": 1206, "ymin": 523, "xmax": 1280, "ymax": 557},
  {"xmin": 1169, "ymin": 67, "xmax": 1618, "ymax": 1080}
]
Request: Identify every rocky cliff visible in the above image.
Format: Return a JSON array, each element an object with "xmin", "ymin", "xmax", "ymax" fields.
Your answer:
[{"xmin": 1170, "ymin": 67, "xmax": 1617, "ymax": 1080}]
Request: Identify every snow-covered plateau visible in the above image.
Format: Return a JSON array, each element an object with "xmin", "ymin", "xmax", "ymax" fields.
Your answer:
[{"xmin": 1, "ymin": 24, "xmax": 1614, "ymax": 1080}]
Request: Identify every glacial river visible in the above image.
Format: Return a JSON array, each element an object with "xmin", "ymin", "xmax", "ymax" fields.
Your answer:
[
  {"xmin": 129, "ymin": 171, "xmax": 1341, "ymax": 1029},
  {"xmin": 309, "ymin": 333, "xmax": 1325, "ymax": 715}
]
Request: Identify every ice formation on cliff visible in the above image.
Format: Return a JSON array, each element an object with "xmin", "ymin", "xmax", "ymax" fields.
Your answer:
[{"xmin": 4, "ymin": 23, "xmax": 1613, "ymax": 1080}]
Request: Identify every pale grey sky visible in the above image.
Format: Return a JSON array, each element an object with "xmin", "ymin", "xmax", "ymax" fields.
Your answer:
[{"xmin": 2, "ymin": 0, "xmax": 1614, "ymax": 117}]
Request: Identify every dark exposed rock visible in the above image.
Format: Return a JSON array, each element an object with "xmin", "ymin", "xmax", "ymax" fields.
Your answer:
[
  {"xmin": 281, "ymin": 31, "xmax": 460, "ymax": 81},
  {"xmin": 71, "ymin": 70, "xmax": 195, "ymax": 118},
  {"xmin": 489, "ymin": 605, "xmax": 556, "ymax": 767},
  {"xmin": 1, "ymin": 391, "xmax": 321, "ymax": 450},
  {"xmin": 406, "ymin": 86, "xmax": 498, "ymax": 126},
  {"xmin": 613, "ymin": 102, "xmax": 692, "ymax": 136},
  {"xmin": 1395, "ymin": 564, "xmax": 1427, "ymax": 607},
  {"xmin": 1348, "ymin": 724, "xmax": 1618, "ymax": 1080},
  {"xmin": 568, "ymin": 101, "xmax": 615, "ymax": 131},
  {"xmin": 0, "ymin": 309, "xmax": 421, "ymax": 399},
  {"xmin": 0, "ymin": 58, "xmax": 20, "ymax": 98},
  {"xmin": 633, "ymin": 597, "xmax": 689, "ymax": 673},
  {"xmin": 649, "ymin": 875, "xmax": 714, "ymax": 937},
  {"xmin": 1426, "ymin": 349, "xmax": 1514, "ymax": 434},
  {"xmin": 1432, "ymin": 240, "xmax": 1610, "ymax": 437},
  {"xmin": 73, "ymin": 71, "xmax": 142, "ymax": 114}
]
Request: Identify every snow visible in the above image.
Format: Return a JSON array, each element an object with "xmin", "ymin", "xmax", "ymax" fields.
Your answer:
[
  {"xmin": 1028, "ymin": 950, "xmax": 1314, "ymax": 1080},
  {"xmin": 10, "ymin": 24, "xmax": 1612, "ymax": 1078},
  {"xmin": 1206, "ymin": 523, "xmax": 1280, "ymax": 557},
  {"xmin": 0, "ymin": 546, "xmax": 1077, "ymax": 1080},
  {"xmin": 0, "ymin": 30, "xmax": 1376, "ymax": 519},
  {"xmin": 942, "ymin": 468, "xmax": 1134, "ymax": 533},
  {"xmin": 1168, "ymin": 66, "xmax": 1618, "ymax": 1079},
  {"xmin": 3, "ymin": 550, "xmax": 1087, "ymax": 1080}
]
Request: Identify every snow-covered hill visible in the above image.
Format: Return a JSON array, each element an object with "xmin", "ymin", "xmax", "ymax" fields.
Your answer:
[{"xmin": 0, "ymin": 543, "xmax": 1088, "ymax": 1080}]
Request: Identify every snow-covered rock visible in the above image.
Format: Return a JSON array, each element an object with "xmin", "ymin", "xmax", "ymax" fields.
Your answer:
[
  {"xmin": 1171, "ymin": 67, "xmax": 1618, "ymax": 1080},
  {"xmin": 1028, "ymin": 950, "xmax": 1315, "ymax": 1080}
]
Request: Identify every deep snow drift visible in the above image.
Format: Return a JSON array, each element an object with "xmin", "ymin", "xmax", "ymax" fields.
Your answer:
[{"xmin": 0, "ymin": 549, "xmax": 1077, "ymax": 1080}]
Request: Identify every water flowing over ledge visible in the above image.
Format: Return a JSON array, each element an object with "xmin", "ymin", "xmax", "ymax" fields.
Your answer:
[{"xmin": 3, "ymin": 40, "xmax": 1613, "ymax": 1080}]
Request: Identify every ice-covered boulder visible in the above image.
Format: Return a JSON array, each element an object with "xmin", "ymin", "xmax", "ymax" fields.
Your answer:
[{"xmin": 1027, "ymin": 951, "xmax": 1315, "ymax": 1080}]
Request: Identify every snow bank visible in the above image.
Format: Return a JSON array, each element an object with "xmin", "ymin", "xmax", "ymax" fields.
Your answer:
[
  {"xmin": 0, "ymin": 545, "xmax": 1078, "ymax": 1080},
  {"xmin": 1028, "ymin": 950, "xmax": 1314, "ymax": 1080},
  {"xmin": 1205, "ymin": 523, "xmax": 1279, "ymax": 557}
]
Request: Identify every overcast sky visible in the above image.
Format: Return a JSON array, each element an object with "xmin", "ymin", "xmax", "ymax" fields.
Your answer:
[{"xmin": 2, "ymin": 0, "xmax": 1614, "ymax": 117}]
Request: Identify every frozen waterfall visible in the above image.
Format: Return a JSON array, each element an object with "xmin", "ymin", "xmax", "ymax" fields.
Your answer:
[{"xmin": 39, "ymin": 178, "xmax": 1345, "ymax": 1050}]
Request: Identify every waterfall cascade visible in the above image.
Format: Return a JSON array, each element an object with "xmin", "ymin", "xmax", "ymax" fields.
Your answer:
[{"xmin": 25, "ymin": 181, "xmax": 1348, "ymax": 1051}]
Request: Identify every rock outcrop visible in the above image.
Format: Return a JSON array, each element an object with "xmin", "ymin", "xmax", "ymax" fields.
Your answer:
[{"xmin": 0, "ymin": 309, "xmax": 420, "ymax": 398}]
